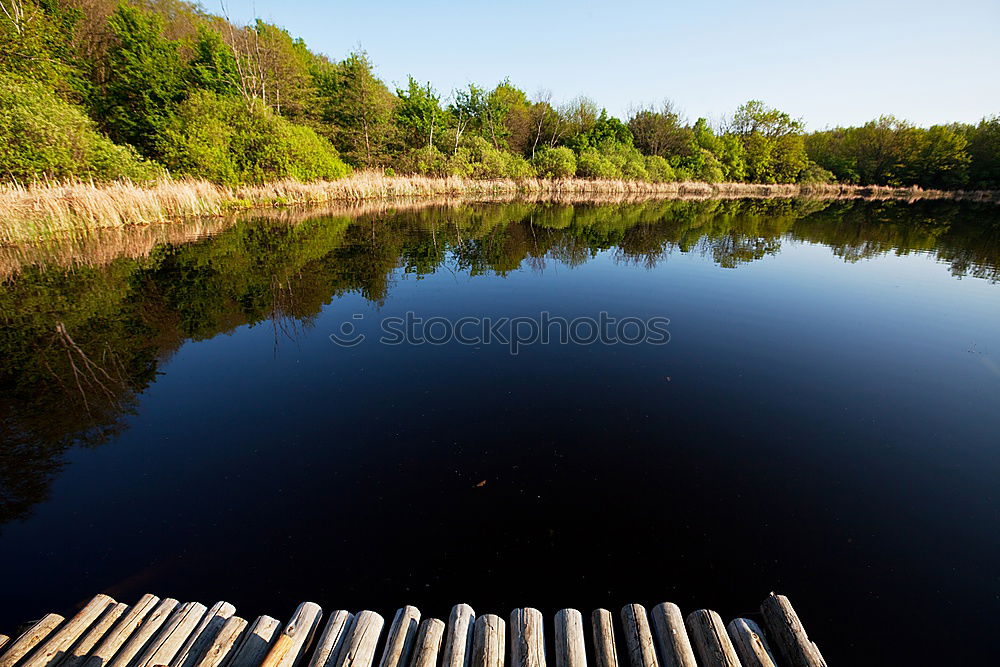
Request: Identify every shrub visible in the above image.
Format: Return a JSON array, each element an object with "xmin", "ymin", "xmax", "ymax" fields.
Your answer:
[
  {"xmin": 0, "ymin": 74, "xmax": 158, "ymax": 182},
  {"xmin": 697, "ymin": 149, "xmax": 726, "ymax": 183},
  {"xmin": 644, "ymin": 155, "xmax": 676, "ymax": 182},
  {"xmin": 443, "ymin": 137, "xmax": 535, "ymax": 179},
  {"xmin": 158, "ymin": 91, "xmax": 350, "ymax": 184},
  {"xmin": 394, "ymin": 146, "xmax": 449, "ymax": 176},
  {"xmin": 603, "ymin": 142, "xmax": 649, "ymax": 180},
  {"xmin": 799, "ymin": 162, "xmax": 836, "ymax": 184},
  {"xmin": 531, "ymin": 146, "xmax": 577, "ymax": 178},
  {"xmin": 576, "ymin": 148, "xmax": 622, "ymax": 179},
  {"xmin": 502, "ymin": 153, "xmax": 535, "ymax": 179}
]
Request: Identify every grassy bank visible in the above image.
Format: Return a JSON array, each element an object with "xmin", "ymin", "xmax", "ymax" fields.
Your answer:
[{"xmin": 2, "ymin": 172, "xmax": 997, "ymax": 244}]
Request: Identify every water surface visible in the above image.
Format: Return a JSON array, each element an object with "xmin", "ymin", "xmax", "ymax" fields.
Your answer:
[{"xmin": 1, "ymin": 198, "xmax": 999, "ymax": 664}]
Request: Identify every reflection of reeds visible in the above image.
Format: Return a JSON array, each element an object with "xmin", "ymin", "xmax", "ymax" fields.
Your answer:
[{"xmin": 2, "ymin": 173, "xmax": 996, "ymax": 245}]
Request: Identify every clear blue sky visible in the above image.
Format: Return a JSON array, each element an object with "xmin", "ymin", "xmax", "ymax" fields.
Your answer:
[{"xmin": 222, "ymin": 0, "xmax": 999, "ymax": 129}]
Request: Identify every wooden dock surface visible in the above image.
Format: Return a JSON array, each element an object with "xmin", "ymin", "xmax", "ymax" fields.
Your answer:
[{"xmin": 0, "ymin": 593, "xmax": 826, "ymax": 667}]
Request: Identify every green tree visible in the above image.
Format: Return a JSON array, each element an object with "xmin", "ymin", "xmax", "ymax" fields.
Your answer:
[
  {"xmin": 964, "ymin": 116, "xmax": 1000, "ymax": 189},
  {"xmin": 316, "ymin": 51, "xmax": 396, "ymax": 167},
  {"xmin": 906, "ymin": 125, "xmax": 970, "ymax": 189},
  {"xmin": 100, "ymin": 3, "xmax": 186, "ymax": 157},
  {"xmin": 0, "ymin": 0, "xmax": 82, "ymax": 93},
  {"xmin": 570, "ymin": 110, "xmax": 633, "ymax": 150},
  {"xmin": 394, "ymin": 76, "xmax": 445, "ymax": 151},
  {"xmin": 628, "ymin": 102, "xmax": 692, "ymax": 158},
  {"xmin": 531, "ymin": 146, "xmax": 576, "ymax": 178},
  {"xmin": 0, "ymin": 73, "xmax": 156, "ymax": 181},
  {"xmin": 446, "ymin": 83, "xmax": 485, "ymax": 154},
  {"xmin": 187, "ymin": 26, "xmax": 239, "ymax": 96},
  {"xmin": 157, "ymin": 90, "xmax": 350, "ymax": 183},
  {"xmin": 730, "ymin": 100, "xmax": 808, "ymax": 183},
  {"xmin": 845, "ymin": 116, "xmax": 918, "ymax": 185}
]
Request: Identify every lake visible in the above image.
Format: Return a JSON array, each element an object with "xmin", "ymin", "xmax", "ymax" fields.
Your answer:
[{"xmin": 1, "ymin": 198, "xmax": 998, "ymax": 664}]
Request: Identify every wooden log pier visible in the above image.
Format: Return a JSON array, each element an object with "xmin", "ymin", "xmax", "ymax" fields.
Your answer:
[{"xmin": 0, "ymin": 593, "xmax": 827, "ymax": 667}]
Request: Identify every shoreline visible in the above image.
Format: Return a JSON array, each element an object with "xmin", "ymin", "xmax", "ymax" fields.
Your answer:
[{"xmin": 1, "ymin": 172, "xmax": 997, "ymax": 244}]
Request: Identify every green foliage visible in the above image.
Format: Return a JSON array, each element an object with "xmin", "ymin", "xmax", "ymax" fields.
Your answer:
[
  {"xmin": 965, "ymin": 116, "xmax": 1000, "ymax": 189},
  {"xmin": 158, "ymin": 91, "xmax": 350, "ymax": 183},
  {"xmin": 446, "ymin": 137, "xmax": 534, "ymax": 179},
  {"xmin": 394, "ymin": 77, "xmax": 446, "ymax": 151},
  {"xmin": 531, "ymin": 147, "xmax": 577, "ymax": 178},
  {"xmin": 0, "ymin": 0, "xmax": 996, "ymax": 189},
  {"xmin": 0, "ymin": 73, "xmax": 157, "ymax": 181},
  {"xmin": 393, "ymin": 146, "xmax": 448, "ymax": 176},
  {"xmin": 644, "ymin": 155, "xmax": 676, "ymax": 182},
  {"xmin": 907, "ymin": 125, "xmax": 970, "ymax": 189},
  {"xmin": 730, "ymin": 101, "xmax": 809, "ymax": 183},
  {"xmin": 316, "ymin": 51, "xmax": 396, "ymax": 167},
  {"xmin": 799, "ymin": 162, "xmax": 835, "ymax": 184},
  {"xmin": 696, "ymin": 149, "xmax": 725, "ymax": 183},
  {"xmin": 629, "ymin": 103, "xmax": 692, "ymax": 158},
  {"xmin": 570, "ymin": 110, "xmax": 634, "ymax": 150},
  {"xmin": 576, "ymin": 148, "xmax": 621, "ymax": 179},
  {"xmin": 99, "ymin": 3, "xmax": 186, "ymax": 158},
  {"xmin": 0, "ymin": 0, "xmax": 83, "ymax": 93},
  {"xmin": 187, "ymin": 26, "xmax": 239, "ymax": 96}
]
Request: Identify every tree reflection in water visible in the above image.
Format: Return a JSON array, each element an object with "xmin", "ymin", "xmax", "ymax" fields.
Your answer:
[{"xmin": 1, "ymin": 198, "xmax": 998, "ymax": 526}]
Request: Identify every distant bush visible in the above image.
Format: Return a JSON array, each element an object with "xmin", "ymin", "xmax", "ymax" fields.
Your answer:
[
  {"xmin": 394, "ymin": 146, "xmax": 449, "ymax": 176},
  {"xmin": 158, "ymin": 91, "xmax": 351, "ymax": 184},
  {"xmin": 799, "ymin": 162, "xmax": 836, "ymax": 184},
  {"xmin": 575, "ymin": 141, "xmax": 654, "ymax": 180},
  {"xmin": 644, "ymin": 155, "xmax": 676, "ymax": 182},
  {"xmin": 603, "ymin": 142, "xmax": 649, "ymax": 180},
  {"xmin": 576, "ymin": 148, "xmax": 621, "ymax": 179},
  {"xmin": 696, "ymin": 149, "xmax": 726, "ymax": 183},
  {"xmin": 438, "ymin": 137, "xmax": 535, "ymax": 179},
  {"xmin": 0, "ymin": 75, "xmax": 158, "ymax": 182},
  {"xmin": 531, "ymin": 147, "xmax": 577, "ymax": 178}
]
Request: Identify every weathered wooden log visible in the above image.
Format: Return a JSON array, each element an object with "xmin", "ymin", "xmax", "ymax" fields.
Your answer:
[
  {"xmin": 22, "ymin": 595, "xmax": 116, "ymax": 667},
  {"xmin": 619, "ymin": 605, "xmax": 657, "ymax": 667},
  {"xmin": 509, "ymin": 608, "xmax": 545, "ymax": 667},
  {"xmin": 590, "ymin": 610, "xmax": 618, "ymax": 667},
  {"xmin": 408, "ymin": 619, "xmax": 444, "ymax": 667},
  {"xmin": 0, "ymin": 614, "xmax": 66, "ymax": 667},
  {"xmin": 84, "ymin": 594, "xmax": 160, "ymax": 667},
  {"xmin": 260, "ymin": 633, "xmax": 295, "ymax": 667},
  {"xmin": 441, "ymin": 605, "xmax": 475, "ymax": 667},
  {"xmin": 264, "ymin": 602, "xmax": 322, "ymax": 667},
  {"xmin": 725, "ymin": 619, "xmax": 775, "ymax": 667},
  {"xmin": 332, "ymin": 611, "xmax": 384, "ymax": 667},
  {"xmin": 191, "ymin": 616, "xmax": 247, "ymax": 667},
  {"xmin": 225, "ymin": 616, "xmax": 282, "ymax": 667},
  {"xmin": 759, "ymin": 594, "xmax": 827, "ymax": 667},
  {"xmin": 132, "ymin": 602, "xmax": 208, "ymax": 667},
  {"xmin": 307, "ymin": 611, "xmax": 353, "ymax": 667},
  {"xmin": 106, "ymin": 598, "xmax": 179, "ymax": 667},
  {"xmin": 470, "ymin": 615, "xmax": 504, "ymax": 667},
  {"xmin": 58, "ymin": 602, "xmax": 129, "ymax": 667},
  {"xmin": 378, "ymin": 607, "xmax": 420, "ymax": 667},
  {"xmin": 173, "ymin": 601, "xmax": 237, "ymax": 667},
  {"xmin": 683, "ymin": 610, "xmax": 740, "ymax": 667},
  {"xmin": 650, "ymin": 603, "xmax": 696, "ymax": 667},
  {"xmin": 554, "ymin": 610, "xmax": 586, "ymax": 667}
]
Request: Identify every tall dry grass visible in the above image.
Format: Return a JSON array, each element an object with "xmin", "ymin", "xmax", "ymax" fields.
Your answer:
[{"xmin": 1, "ymin": 172, "xmax": 996, "ymax": 245}]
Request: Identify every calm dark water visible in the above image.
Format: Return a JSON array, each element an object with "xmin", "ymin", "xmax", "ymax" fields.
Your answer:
[{"xmin": 1, "ymin": 199, "xmax": 999, "ymax": 664}]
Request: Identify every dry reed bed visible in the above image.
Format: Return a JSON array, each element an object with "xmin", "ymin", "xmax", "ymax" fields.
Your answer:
[{"xmin": 1, "ymin": 172, "xmax": 997, "ymax": 245}]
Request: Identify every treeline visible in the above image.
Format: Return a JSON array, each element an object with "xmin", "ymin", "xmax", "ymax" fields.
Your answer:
[{"xmin": 1, "ymin": 0, "xmax": 999, "ymax": 189}]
